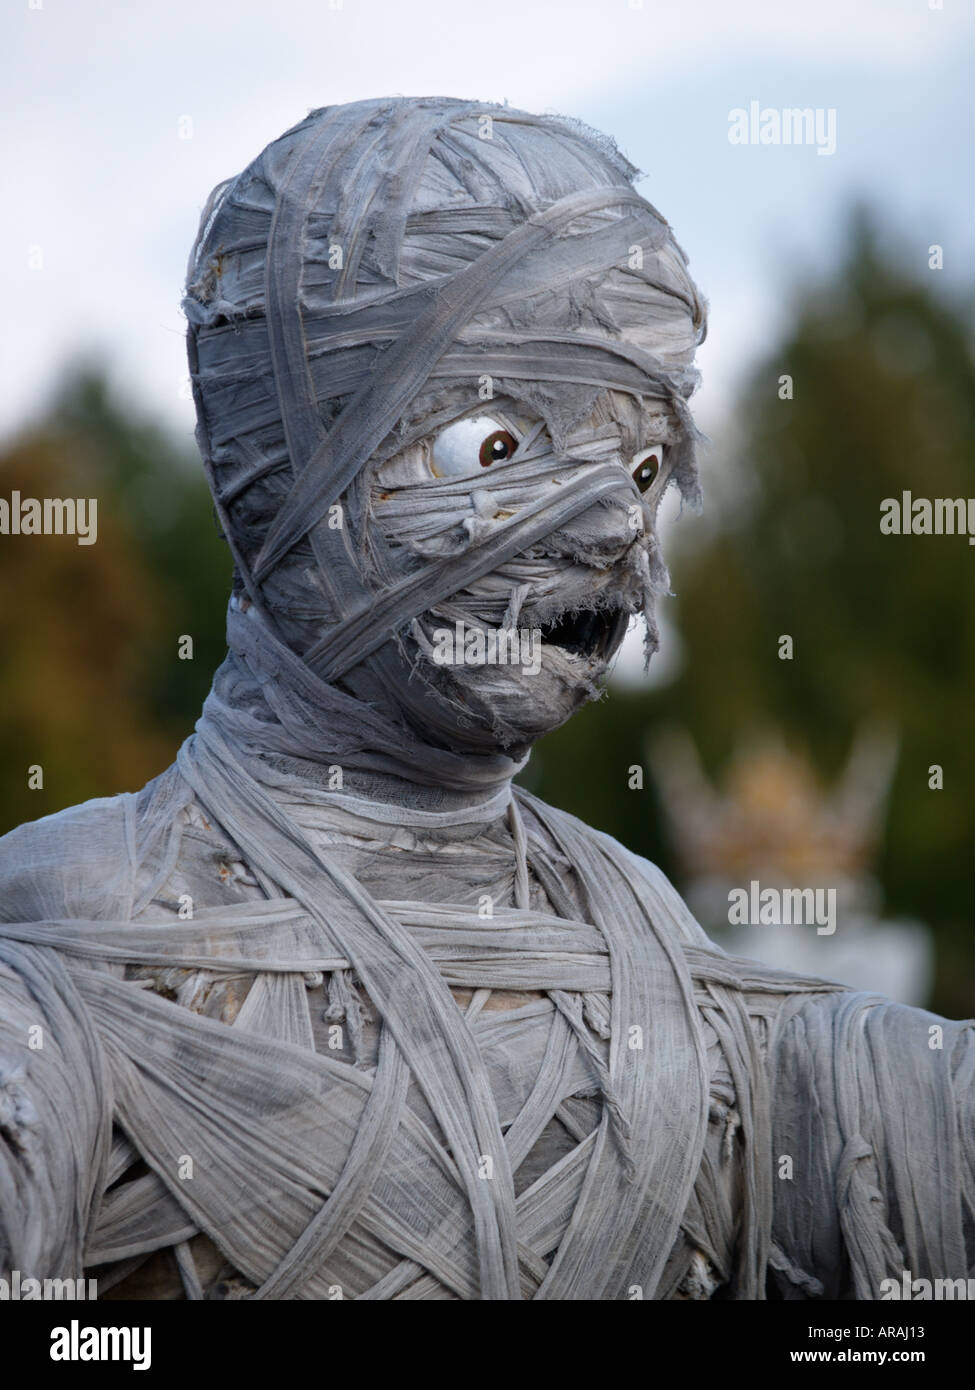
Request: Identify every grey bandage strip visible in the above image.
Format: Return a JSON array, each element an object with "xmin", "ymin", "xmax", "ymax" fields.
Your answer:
[{"xmin": 177, "ymin": 725, "xmax": 525, "ymax": 1299}]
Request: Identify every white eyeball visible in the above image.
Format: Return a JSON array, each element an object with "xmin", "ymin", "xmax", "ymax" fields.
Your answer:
[
  {"xmin": 431, "ymin": 416, "xmax": 520, "ymax": 477},
  {"xmin": 631, "ymin": 444, "xmax": 665, "ymax": 494}
]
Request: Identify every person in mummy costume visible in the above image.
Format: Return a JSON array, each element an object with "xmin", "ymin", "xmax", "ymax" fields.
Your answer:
[{"xmin": 1, "ymin": 97, "xmax": 973, "ymax": 1302}]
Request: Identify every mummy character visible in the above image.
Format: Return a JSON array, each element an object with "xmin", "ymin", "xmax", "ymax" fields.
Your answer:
[{"xmin": 1, "ymin": 97, "xmax": 972, "ymax": 1301}]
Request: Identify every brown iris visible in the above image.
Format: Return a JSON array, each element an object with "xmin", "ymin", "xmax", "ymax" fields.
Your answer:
[{"xmin": 479, "ymin": 429, "xmax": 518, "ymax": 468}]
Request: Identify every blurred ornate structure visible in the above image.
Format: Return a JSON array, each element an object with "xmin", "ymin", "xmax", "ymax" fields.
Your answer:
[{"xmin": 650, "ymin": 723, "xmax": 934, "ymax": 1005}]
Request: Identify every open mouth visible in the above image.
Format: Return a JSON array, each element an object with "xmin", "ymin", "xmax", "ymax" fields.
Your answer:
[{"xmin": 538, "ymin": 605, "xmax": 628, "ymax": 661}]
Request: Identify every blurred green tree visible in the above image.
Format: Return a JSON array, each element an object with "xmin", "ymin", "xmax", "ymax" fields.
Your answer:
[{"xmin": 0, "ymin": 368, "xmax": 230, "ymax": 833}]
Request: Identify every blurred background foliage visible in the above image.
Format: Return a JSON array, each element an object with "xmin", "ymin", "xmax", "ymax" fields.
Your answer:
[
  {"xmin": 0, "ymin": 371, "xmax": 230, "ymax": 829},
  {"xmin": 1, "ymin": 209, "xmax": 973, "ymax": 1014}
]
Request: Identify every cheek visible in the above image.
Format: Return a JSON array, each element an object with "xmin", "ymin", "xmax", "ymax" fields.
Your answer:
[
  {"xmin": 369, "ymin": 485, "xmax": 473, "ymax": 562},
  {"xmin": 372, "ymin": 441, "xmax": 434, "ymax": 490}
]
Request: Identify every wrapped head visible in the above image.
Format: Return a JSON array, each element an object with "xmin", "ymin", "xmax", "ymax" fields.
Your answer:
[{"xmin": 184, "ymin": 97, "xmax": 706, "ymax": 763}]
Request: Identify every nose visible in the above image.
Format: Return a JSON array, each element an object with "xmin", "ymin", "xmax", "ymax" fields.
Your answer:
[{"xmin": 550, "ymin": 487, "xmax": 645, "ymax": 567}]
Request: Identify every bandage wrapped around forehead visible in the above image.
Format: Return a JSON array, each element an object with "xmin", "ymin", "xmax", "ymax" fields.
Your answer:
[{"xmin": 183, "ymin": 95, "xmax": 707, "ymax": 784}]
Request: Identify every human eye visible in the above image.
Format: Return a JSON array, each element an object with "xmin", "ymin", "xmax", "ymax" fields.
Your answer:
[
  {"xmin": 630, "ymin": 443, "xmax": 665, "ymax": 494},
  {"xmin": 430, "ymin": 415, "xmax": 520, "ymax": 478}
]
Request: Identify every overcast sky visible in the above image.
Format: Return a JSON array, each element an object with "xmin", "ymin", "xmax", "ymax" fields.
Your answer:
[{"xmin": 3, "ymin": 0, "xmax": 971, "ymax": 454}]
